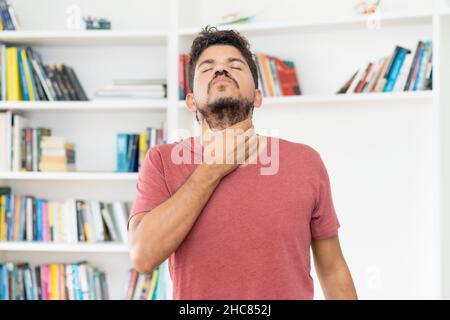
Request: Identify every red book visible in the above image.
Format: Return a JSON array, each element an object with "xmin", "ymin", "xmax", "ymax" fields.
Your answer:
[
  {"xmin": 274, "ymin": 58, "xmax": 301, "ymax": 96},
  {"xmin": 184, "ymin": 54, "xmax": 191, "ymax": 96},
  {"xmin": 178, "ymin": 54, "xmax": 185, "ymax": 99}
]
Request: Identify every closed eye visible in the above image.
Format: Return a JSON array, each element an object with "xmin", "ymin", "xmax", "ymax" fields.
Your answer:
[
  {"xmin": 202, "ymin": 68, "xmax": 212, "ymax": 73},
  {"xmin": 231, "ymin": 67, "xmax": 242, "ymax": 70}
]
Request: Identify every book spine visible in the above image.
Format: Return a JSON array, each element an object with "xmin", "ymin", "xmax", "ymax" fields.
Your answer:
[
  {"xmin": 17, "ymin": 49, "xmax": 30, "ymax": 101},
  {"xmin": 404, "ymin": 41, "xmax": 423, "ymax": 91},
  {"xmin": 383, "ymin": 48, "xmax": 409, "ymax": 92}
]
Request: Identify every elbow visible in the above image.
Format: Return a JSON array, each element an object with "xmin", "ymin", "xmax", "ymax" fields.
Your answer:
[{"xmin": 129, "ymin": 240, "xmax": 157, "ymax": 274}]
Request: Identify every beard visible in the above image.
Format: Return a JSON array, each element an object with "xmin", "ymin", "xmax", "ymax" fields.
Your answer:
[{"xmin": 197, "ymin": 96, "xmax": 254, "ymax": 130}]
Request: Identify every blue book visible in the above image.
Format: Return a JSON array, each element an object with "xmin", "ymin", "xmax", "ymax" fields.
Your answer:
[
  {"xmin": 24, "ymin": 49, "xmax": 39, "ymax": 101},
  {"xmin": 5, "ymin": 193, "xmax": 12, "ymax": 241},
  {"xmin": 36, "ymin": 199, "xmax": 42, "ymax": 241},
  {"xmin": 116, "ymin": 134, "xmax": 129, "ymax": 172},
  {"xmin": 17, "ymin": 50, "xmax": 30, "ymax": 101},
  {"xmin": 126, "ymin": 134, "xmax": 137, "ymax": 172},
  {"xmin": 20, "ymin": 196, "xmax": 27, "ymax": 240},
  {"xmin": 0, "ymin": 0, "xmax": 15, "ymax": 30},
  {"xmin": 19, "ymin": 196, "xmax": 26, "ymax": 241},
  {"xmin": 128, "ymin": 134, "xmax": 139, "ymax": 172},
  {"xmin": 0, "ymin": 264, "xmax": 5, "ymax": 300},
  {"xmin": 268, "ymin": 57, "xmax": 281, "ymax": 96},
  {"xmin": 414, "ymin": 41, "xmax": 431, "ymax": 91},
  {"xmin": 72, "ymin": 264, "xmax": 82, "ymax": 300},
  {"xmin": 383, "ymin": 47, "xmax": 410, "ymax": 92}
]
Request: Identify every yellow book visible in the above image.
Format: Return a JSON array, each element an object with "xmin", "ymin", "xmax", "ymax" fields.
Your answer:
[
  {"xmin": 147, "ymin": 269, "xmax": 159, "ymax": 300},
  {"xmin": 20, "ymin": 49, "xmax": 36, "ymax": 101},
  {"xmin": 139, "ymin": 133, "xmax": 148, "ymax": 167},
  {"xmin": 50, "ymin": 264, "xmax": 59, "ymax": 300},
  {"xmin": 84, "ymin": 220, "xmax": 92, "ymax": 243},
  {"xmin": 0, "ymin": 17, "xmax": 3, "ymax": 30},
  {"xmin": 5, "ymin": 47, "xmax": 22, "ymax": 101},
  {"xmin": 0, "ymin": 195, "xmax": 5, "ymax": 241}
]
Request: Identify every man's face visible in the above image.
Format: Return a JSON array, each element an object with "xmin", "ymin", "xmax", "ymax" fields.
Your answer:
[{"xmin": 188, "ymin": 44, "xmax": 261, "ymax": 129}]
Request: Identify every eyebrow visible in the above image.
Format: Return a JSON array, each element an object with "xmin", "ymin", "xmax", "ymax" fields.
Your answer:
[{"xmin": 197, "ymin": 57, "xmax": 246, "ymax": 69}]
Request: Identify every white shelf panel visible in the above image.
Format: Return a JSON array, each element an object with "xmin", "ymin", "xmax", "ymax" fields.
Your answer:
[
  {"xmin": 178, "ymin": 91, "xmax": 434, "ymax": 109},
  {"xmin": 0, "ymin": 100, "xmax": 169, "ymax": 112},
  {"xmin": 0, "ymin": 242, "xmax": 128, "ymax": 253},
  {"xmin": 179, "ymin": 12, "xmax": 433, "ymax": 37},
  {"xmin": 0, "ymin": 172, "xmax": 138, "ymax": 181},
  {"xmin": 0, "ymin": 30, "xmax": 168, "ymax": 46},
  {"xmin": 440, "ymin": 8, "xmax": 450, "ymax": 16}
]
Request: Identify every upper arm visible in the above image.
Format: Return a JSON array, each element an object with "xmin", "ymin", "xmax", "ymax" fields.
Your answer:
[{"xmin": 127, "ymin": 146, "xmax": 171, "ymax": 232}]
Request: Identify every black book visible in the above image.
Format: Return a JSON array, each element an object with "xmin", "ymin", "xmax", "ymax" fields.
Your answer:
[
  {"xmin": 34, "ymin": 266, "xmax": 42, "ymax": 300},
  {"xmin": 66, "ymin": 66, "xmax": 89, "ymax": 100},
  {"xmin": 46, "ymin": 65, "xmax": 64, "ymax": 100},
  {"xmin": 60, "ymin": 65, "xmax": 77, "ymax": 100},
  {"xmin": 30, "ymin": 49, "xmax": 57, "ymax": 101},
  {"xmin": 75, "ymin": 200, "xmax": 86, "ymax": 242},
  {"xmin": 404, "ymin": 41, "xmax": 424, "ymax": 91},
  {"xmin": 54, "ymin": 64, "xmax": 71, "ymax": 100}
]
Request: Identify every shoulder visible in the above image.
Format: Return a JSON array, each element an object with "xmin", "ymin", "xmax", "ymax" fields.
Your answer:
[{"xmin": 275, "ymin": 137, "xmax": 322, "ymax": 161}]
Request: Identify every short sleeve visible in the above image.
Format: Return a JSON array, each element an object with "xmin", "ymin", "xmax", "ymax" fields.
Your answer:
[
  {"xmin": 127, "ymin": 146, "xmax": 171, "ymax": 230},
  {"xmin": 310, "ymin": 154, "xmax": 340, "ymax": 240}
]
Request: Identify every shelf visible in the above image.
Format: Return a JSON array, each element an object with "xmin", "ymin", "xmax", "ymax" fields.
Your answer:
[
  {"xmin": 440, "ymin": 8, "xmax": 450, "ymax": 16},
  {"xmin": 0, "ymin": 242, "xmax": 129, "ymax": 253},
  {"xmin": 0, "ymin": 172, "xmax": 138, "ymax": 181},
  {"xmin": 179, "ymin": 12, "xmax": 433, "ymax": 37},
  {"xmin": 178, "ymin": 91, "xmax": 434, "ymax": 109},
  {"xmin": 0, "ymin": 100, "xmax": 169, "ymax": 112},
  {"xmin": 0, "ymin": 30, "xmax": 168, "ymax": 46}
]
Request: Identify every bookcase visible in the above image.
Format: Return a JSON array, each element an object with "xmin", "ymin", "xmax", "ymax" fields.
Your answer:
[{"xmin": 1, "ymin": 0, "xmax": 450, "ymax": 299}]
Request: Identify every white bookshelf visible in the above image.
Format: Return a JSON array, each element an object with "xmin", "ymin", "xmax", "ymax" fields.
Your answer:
[
  {"xmin": 0, "ymin": 242, "xmax": 128, "ymax": 253},
  {"xmin": 1, "ymin": 0, "xmax": 449, "ymax": 300},
  {"xmin": 0, "ymin": 172, "xmax": 138, "ymax": 181},
  {"xmin": 0, "ymin": 100, "xmax": 168, "ymax": 112},
  {"xmin": 0, "ymin": 30, "xmax": 168, "ymax": 46}
]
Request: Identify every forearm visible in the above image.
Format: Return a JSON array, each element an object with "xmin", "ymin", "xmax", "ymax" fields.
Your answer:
[
  {"xmin": 317, "ymin": 263, "xmax": 358, "ymax": 300},
  {"xmin": 129, "ymin": 165, "xmax": 221, "ymax": 272}
]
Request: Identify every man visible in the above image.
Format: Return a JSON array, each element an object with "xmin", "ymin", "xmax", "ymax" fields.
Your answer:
[{"xmin": 128, "ymin": 26, "xmax": 357, "ymax": 300}]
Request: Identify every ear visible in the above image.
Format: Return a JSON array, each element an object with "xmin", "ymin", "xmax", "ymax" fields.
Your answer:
[
  {"xmin": 253, "ymin": 89, "xmax": 263, "ymax": 109},
  {"xmin": 186, "ymin": 93, "xmax": 197, "ymax": 113}
]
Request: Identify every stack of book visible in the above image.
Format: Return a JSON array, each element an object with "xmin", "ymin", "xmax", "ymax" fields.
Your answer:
[
  {"xmin": 38, "ymin": 136, "xmax": 76, "ymax": 172},
  {"xmin": 338, "ymin": 40, "xmax": 433, "ymax": 94},
  {"xmin": 0, "ymin": 46, "xmax": 88, "ymax": 101},
  {"xmin": 178, "ymin": 54, "xmax": 191, "ymax": 100},
  {"xmin": 0, "ymin": 0, "xmax": 20, "ymax": 31},
  {"xmin": 0, "ymin": 187, "xmax": 131, "ymax": 244},
  {"xmin": 255, "ymin": 53, "xmax": 302, "ymax": 97},
  {"xmin": 124, "ymin": 267, "xmax": 160, "ymax": 300},
  {"xmin": 0, "ymin": 261, "xmax": 109, "ymax": 300},
  {"xmin": 94, "ymin": 79, "xmax": 167, "ymax": 100},
  {"xmin": 117, "ymin": 127, "xmax": 165, "ymax": 173}
]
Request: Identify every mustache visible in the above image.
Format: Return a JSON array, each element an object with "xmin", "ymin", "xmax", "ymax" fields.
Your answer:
[{"xmin": 208, "ymin": 72, "xmax": 239, "ymax": 92}]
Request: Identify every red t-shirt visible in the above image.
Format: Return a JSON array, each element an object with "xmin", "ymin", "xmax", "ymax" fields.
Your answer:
[{"xmin": 128, "ymin": 136, "xmax": 340, "ymax": 299}]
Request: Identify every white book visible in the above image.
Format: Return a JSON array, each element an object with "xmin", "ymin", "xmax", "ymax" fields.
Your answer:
[
  {"xmin": 100, "ymin": 202, "xmax": 120, "ymax": 242},
  {"xmin": 113, "ymin": 201, "xmax": 129, "ymax": 243},
  {"xmin": 41, "ymin": 149, "xmax": 66, "ymax": 157},
  {"xmin": 133, "ymin": 273, "xmax": 146, "ymax": 300},
  {"xmin": 394, "ymin": 54, "xmax": 413, "ymax": 92},
  {"xmin": 26, "ymin": 197, "xmax": 33, "ymax": 241},
  {"xmin": 0, "ymin": 112, "xmax": 8, "ymax": 171},
  {"xmin": 66, "ymin": 265, "xmax": 74, "ymax": 300},
  {"xmin": 90, "ymin": 201, "xmax": 105, "ymax": 242},
  {"xmin": 64, "ymin": 199, "xmax": 78, "ymax": 243},
  {"xmin": 77, "ymin": 263, "xmax": 90, "ymax": 300},
  {"xmin": 12, "ymin": 114, "xmax": 29, "ymax": 172}
]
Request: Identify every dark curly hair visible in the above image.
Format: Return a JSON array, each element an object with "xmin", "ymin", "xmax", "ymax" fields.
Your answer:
[{"xmin": 188, "ymin": 25, "xmax": 259, "ymax": 93}]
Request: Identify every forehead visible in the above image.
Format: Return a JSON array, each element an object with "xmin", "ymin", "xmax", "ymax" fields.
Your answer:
[{"xmin": 197, "ymin": 45, "xmax": 246, "ymax": 64}]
